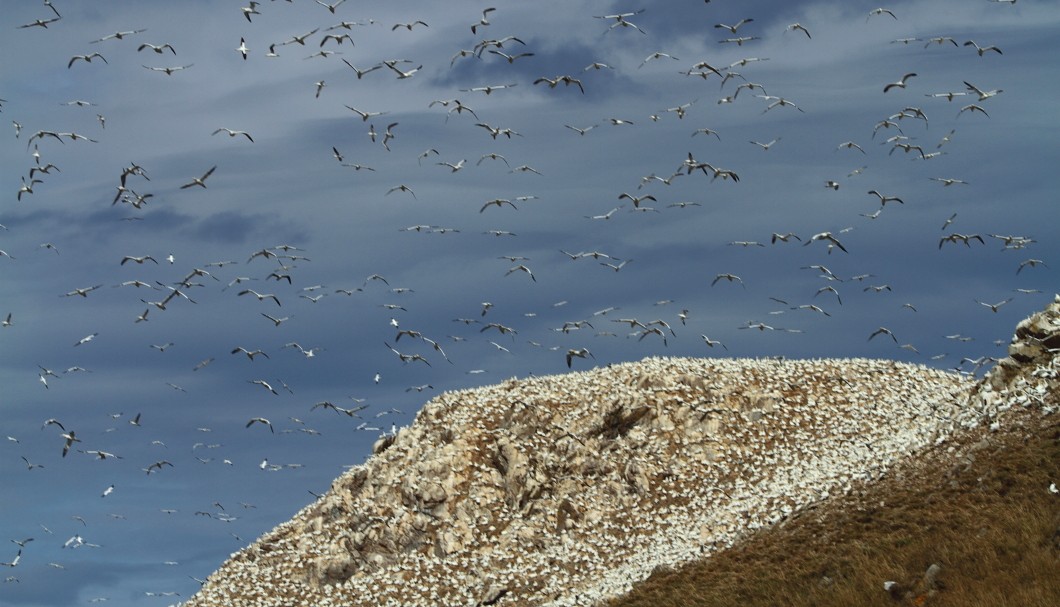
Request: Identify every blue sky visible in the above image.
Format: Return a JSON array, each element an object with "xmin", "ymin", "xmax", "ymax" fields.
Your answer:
[{"xmin": 1, "ymin": 0, "xmax": 1058, "ymax": 605}]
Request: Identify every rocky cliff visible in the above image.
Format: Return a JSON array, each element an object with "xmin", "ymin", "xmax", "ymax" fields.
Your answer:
[{"xmin": 181, "ymin": 296, "xmax": 1059, "ymax": 607}]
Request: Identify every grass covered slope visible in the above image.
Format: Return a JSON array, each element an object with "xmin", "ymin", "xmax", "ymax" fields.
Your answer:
[
  {"xmin": 612, "ymin": 296, "xmax": 1060, "ymax": 607},
  {"xmin": 610, "ymin": 401, "xmax": 1060, "ymax": 607}
]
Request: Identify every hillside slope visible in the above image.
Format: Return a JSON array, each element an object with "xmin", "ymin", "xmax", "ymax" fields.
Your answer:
[
  {"xmin": 609, "ymin": 399, "xmax": 1059, "ymax": 607},
  {"xmin": 613, "ymin": 296, "xmax": 1060, "ymax": 607},
  {"xmin": 182, "ymin": 297, "xmax": 1058, "ymax": 607}
]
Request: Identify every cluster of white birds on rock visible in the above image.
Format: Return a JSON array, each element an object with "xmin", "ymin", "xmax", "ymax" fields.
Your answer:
[{"xmin": 182, "ymin": 340, "xmax": 1059, "ymax": 606}]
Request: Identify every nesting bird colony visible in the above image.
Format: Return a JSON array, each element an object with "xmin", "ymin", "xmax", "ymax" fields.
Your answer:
[
  {"xmin": 3, "ymin": 2, "xmax": 1058, "ymax": 602},
  {"xmin": 182, "ymin": 295, "xmax": 1059, "ymax": 606}
]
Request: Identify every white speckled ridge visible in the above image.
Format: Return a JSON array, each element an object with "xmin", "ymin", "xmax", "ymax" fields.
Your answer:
[{"xmin": 180, "ymin": 306, "xmax": 1059, "ymax": 607}]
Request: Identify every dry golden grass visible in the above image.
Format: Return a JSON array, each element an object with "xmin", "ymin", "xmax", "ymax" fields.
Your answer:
[{"xmin": 610, "ymin": 409, "xmax": 1060, "ymax": 607}]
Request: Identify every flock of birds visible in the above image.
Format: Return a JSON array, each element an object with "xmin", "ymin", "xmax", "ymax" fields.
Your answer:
[{"xmin": 1, "ymin": 0, "xmax": 1053, "ymax": 603}]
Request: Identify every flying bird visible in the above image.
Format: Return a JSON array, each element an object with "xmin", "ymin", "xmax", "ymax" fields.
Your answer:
[
  {"xmin": 712, "ymin": 273, "xmax": 745, "ymax": 287},
  {"xmin": 471, "ymin": 7, "xmax": 496, "ymax": 34},
  {"xmin": 618, "ymin": 193, "xmax": 656, "ymax": 208},
  {"xmin": 715, "ymin": 18, "xmax": 754, "ymax": 34},
  {"xmin": 963, "ymin": 40, "xmax": 1002, "ymax": 56},
  {"xmin": 976, "ymin": 298, "xmax": 1012, "ymax": 313},
  {"xmin": 837, "ymin": 141, "xmax": 866, "ymax": 154},
  {"xmin": 92, "ymin": 29, "xmax": 147, "ymax": 43},
  {"xmin": 120, "ymin": 255, "xmax": 157, "ymax": 265},
  {"xmin": 786, "ymin": 23, "xmax": 812, "ymax": 38},
  {"xmin": 481, "ymin": 198, "xmax": 516, "ymax": 213},
  {"xmin": 489, "ymin": 50, "xmax": 534, "ymax": 63},
  {"xmin": 939, "ymin": 233, "xmax": 985, "ymax": 249},
  {"xmin": 924, "ymin": 36, "xmax": 959, "ymax": 48},
  {"xmin": 63, "ymin": 285, "xmax": 104, "ymax": 298},
  {"xmin": 867, "ymin": 190, "xmax": 904, "ymax": 206},
  {"xmin": 18, "ymin": 177, "xmax": 43, "ymax": 201},
  {"xmin": 534, "ymin": 75, "xmax": 584, "ymax": 93},
  {"xmin": 930, "ymin": 177, "xmax": 969, "ymax": 187},
  {"xmin": 794, "ymin": 304, "xmax": 831, "ymax": 317},
  {"xmin": 19, "ymin": 17, "xmax": 62, "ymax": 29},
  {"xmin": 771, "ymin": 232, "xmax": 802, "ymax": 244},
  {"xmin": 1, "ymin": 550, "xmax": 20, "ymax": 568},
  {"xmin": 595, "ymin": 10, "xmax": 647, "ymax": 34},
  {"xmin": 138, "ymin": 43, "xmax": 176, "ymax": 54},
  {"xmin": 342, "ymin": 60, "xmax": 383, "ymax": 79},
  {"xmin": 957, "ymin": 104, "xmax": 989, "ymax": 118},
  {"xmin": 241, "ymin": 3, "xmax": 261, "ymax": 23},
  {"xmin": 749, "ymin": 138, "xmax": 781, "ymax": 151},
  {"xmin": 639, "ymin": 52, "xmax": 680, "ymax": 68},
  {"xmin": 212, "ymin": 128, "xmax": 253, "ymax": 142},
  {"xmin": 232, "ymin": 347, "xmax": 269, "ymax": 360},
  {"xmin": 565, "ymin": 124, "xmax": 597, "ymax": 136},
  {"xmin": 804, "ymin": 231, "xmax": 849, "ymax": 253},
  {"xmin": 261, "ymin": 313, "xmax": 291, "ymax": 327},
  {"xmin": 392, "ymin": 21, "xmax": 428, "ymax": 31},
  {"xmin": 74, "ymin": 333, "xmax": 99, "ymax": 347},
  {"xmin": 384, "ymin": 342, "xmax": 432, "ymax": 366},
  {"xmin": 505, "ymin": 265, "xmax": 536, "ymax": 282},
  {"xmin": 282, "ymin": 28, "xmax": 319, "ymax": 46},
  {"xmin": 963, "ymin": 81, "xmax": 1003, "ymax": 101},
  {"xmin": 142, "ymin": 64, "xmax": 193, "ymax": 75},
  {"xmin": 248, "ymin": 380, "xmax": 279, "ymax": 395},
  {"xmin": 320, "ymin": 33, "xmax": 354, "ymax": 47},
  {"xmin": 345, "ymin": 106, "xmax": 388, "ymax": 122},
  {"xmin": 81, "ymin": 449, "xmax": 121, "ymax": 460},
  {"xmin": 867, "ymin": 8, "xmax": 897, "ymax": 20},
  {"xmin": 759, "ymin": 96, "xmax": 804, "ymax": 114},
  {"xmin": 386, "ymin": 184, "xmax": 416, "ymax": 199},
  {"xmin": 180, "ymin": 166, "xmax": 216, "ymax": 189},
  {"xmin": 68, "ymin": 53, "xmax": 108, "ymax": 69},
  {"xmin": 238, "ymin": 289, "xmax": 281, "ymax": 306},
  {"xmin": 246, "ymin": 418, "xmax": 275, "ymax": 432},
  {"xmin": 565, "ymin": 348, "xmax": 595, "ymax": 368},
  {"xmin": 60, "ymin": 431, "xmax": 81, "ymax": 457},
  {"xmin": 883, "ymin": 73, "xmax": 917, "ymax": 92},
  {"xmin": 700, "ymin": 335, "xmax": 728, "ymax": 350},
  {"xmin": 382, "ymin": 123, "xmax": 399, "ymax": 150},
  {"xmin": 436, "ymin": 159, "xmax": 466, "ymax": 172},
  {"xmin": 315, "ymin": 0, "xmax": 346, "ymax": 14},
  {"xmin": 868, "ymin": 327, "xmax": 898, "ymax": 343},
  {"xmin": 1016, "ymin": 259, "xmax": 1046, "ymax": 274},
  {"xmin": 144, "ymin": 460, "xmax": 174, "ymax": 474}
]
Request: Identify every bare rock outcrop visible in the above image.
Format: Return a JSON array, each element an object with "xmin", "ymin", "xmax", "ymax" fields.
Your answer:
[{"xmin": 970, "ymin": 293, "xmax": 1060, "ymax": 417}]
